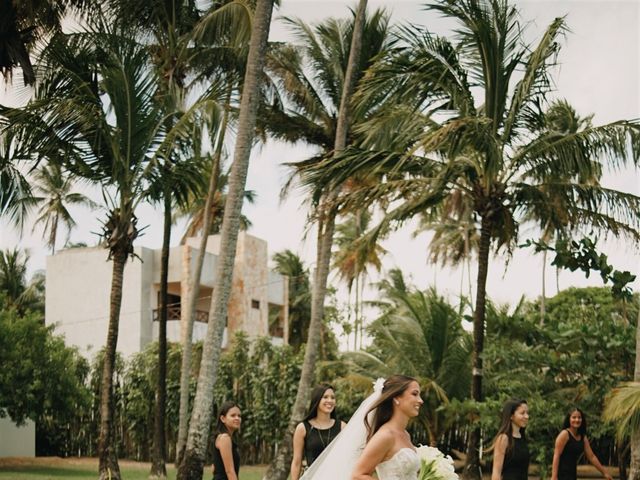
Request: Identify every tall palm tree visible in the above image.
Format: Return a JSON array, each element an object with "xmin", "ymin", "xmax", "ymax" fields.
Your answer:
[
  {"xmin": 0, "ymin": 248, "xmax": 44, "ymax": 314},
  {"xmin": 0, "ymin": 0, "xmax": 90, "ymax": 85},
  {"xmin": 177, "ymin": 0, "xmax": 275, "ymax": 478},
  {"xmin": 261, "ymin": 5, "xmax": 390, "ymax": 478},
  {"xmin": 1, "ymin": 17, "xmax": 203, "ymax": 479},
  {"xmin": 604, "ymin": 307, "xmax": 640, "ymax": 480},
  {"xmin": 357, "ymin": 268, "xmax": 472, "ymax": 445},
  {"xmin": 21, "ymin": 163, "xmax": 97, "ymax": 254},
  {"xmin": 272, "ymin": 249, "xmax": 312, "ymax": 349},
  {"xmin": 177, "ymin": 163, "xmax": 256, "ymax": 240},
  {"xmin": 300, "ymin": 2, "xmax": 640, "ymax": 478},
  {"xmin": 0, "ymin": 134, "xmax": 31, "ymax": 228},
  {"xmin": 333, "ymin": 209, "xmax": 386, "ymax": 349}
]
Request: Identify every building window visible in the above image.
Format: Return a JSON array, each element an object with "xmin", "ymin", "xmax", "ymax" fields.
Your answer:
[{"xmin": 251, "ymin": 299, "xmax": 260, "ymax": 309}]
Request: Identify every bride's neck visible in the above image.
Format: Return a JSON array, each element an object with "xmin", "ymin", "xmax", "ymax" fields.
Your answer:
[{"xmin": 389, "ymin": 412, "xmax": 410, "ymax": 430}]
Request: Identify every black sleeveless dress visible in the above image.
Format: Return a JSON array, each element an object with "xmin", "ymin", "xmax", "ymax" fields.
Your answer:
[
  {"xmin": 558, "ymin": 430, "xmax": 584, "ymax": 480},
  {"xmin": 212, "ymin": 434, "xmax": 240, "ymax": 480},
  {"xmin": 303, "ymin": 419, "xmax": 341, "ymax": 467},
  {"xmin": 502, "ymin": 436, "xmax": 530, "ymax": 480}
]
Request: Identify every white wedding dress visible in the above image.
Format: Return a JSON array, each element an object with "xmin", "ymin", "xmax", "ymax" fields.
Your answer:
[
  {"xmin": 300, "ymin": 379, "xmax": 421, "ymax": 480},
  {"xmin": 375, "ymin": 447, "xmax": 420, "ymax": 480}
]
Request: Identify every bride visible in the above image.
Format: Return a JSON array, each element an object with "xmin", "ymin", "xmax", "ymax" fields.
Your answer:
[{"xmin": 300, "ymin": 375, "xmax": 423, "ymax": 480}]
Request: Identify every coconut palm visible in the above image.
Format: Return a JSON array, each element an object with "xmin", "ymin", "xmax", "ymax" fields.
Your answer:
[
  {"xmin": 353, "ymin": 268, "xmax": 471, "ymax": 445},
  {"xmin": 0, "ymin": 134, "xmax": 31, "ymax": 228},
  {"xmin": 0, "ymin": 0, "xmax": 96, "ymax": 85},
  {"xmin": 272, "ymin": 249, "xmax": 312, "ymax": 350},
  {"xmin": 20, "ymin": 163, "xmax": 97, "ymax": 254},
  {"xmin": 0, "ymin": 15, "xmax": 206, "ymax": 478},
  {"xmin": 261, "ymin": 5, "xmax": 390, "ymax": 478},
  {"xmin": 604, "ymin": 381, "xmax": 640, "ymax": 480},
  {"xmin": 176, "ymin": 0, "xmax": 275, "ymax": 478},
  {"xmin": 333, "ymin": 209, "xmax": 386, "ymax": 349},
  {"xmin": 177, "ymin": 163, "xmax": 256, "ymax": 240},
  {"xmin": 300, "ymin": 2, "xmax": 640, "ymax": 477},
  {"xmin": 0, "ymin": 248, "xmax": 44, "ymax": 314}
]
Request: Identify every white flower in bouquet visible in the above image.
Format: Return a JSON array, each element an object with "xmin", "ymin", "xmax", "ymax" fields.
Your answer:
[{"xmin": 416, "ymin": 445, "xmax": 458, "ymax": 480}]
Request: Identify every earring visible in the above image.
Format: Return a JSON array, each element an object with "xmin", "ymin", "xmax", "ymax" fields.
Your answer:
[{"xmin": 394, "ymin": 399, "xmax": 399, "ymax": 405}]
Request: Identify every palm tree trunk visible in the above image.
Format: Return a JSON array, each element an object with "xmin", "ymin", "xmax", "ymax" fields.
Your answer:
[
  {"xmin": 50, "ymin": 214, "xmax": 58, "ymax": 255},
  {"xmin": 462, "ymin": 216, "xmax": 491, "ymax": 480},
  {"xmin": 176, "ymin": 1, "xmax": 274, "ymax": 478},
  {"xmin": 540, "ymin": 248, "xmax": 547, "ymax": 324},
  {"xmin": 263, "ymin": 3, "xmax": 367, "ymax": 479},
  {"xmin": 98, "ymin": 249, "xmax": 127, "ymax": 480},
  {"xmin": 630, "ymin": 307, "xmax": 640, "ymax": 480},
  {"xmin": 151, "ymin": 191, "xmax": 172, "ymax": 479},
  {"xmin": 354, "ymin": 272, "xmax": 360, "ymax": 350},
  {"xmin": 175, "ymin": 85, "xmax": 231, "ymax": 466}
]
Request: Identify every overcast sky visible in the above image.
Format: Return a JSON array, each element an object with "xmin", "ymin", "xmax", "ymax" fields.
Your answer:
[{"xmin": 1, "ymin": 1, "xmax": 639, "ymax": 320}]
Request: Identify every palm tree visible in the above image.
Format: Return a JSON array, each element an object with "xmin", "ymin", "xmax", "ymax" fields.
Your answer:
[
  {"xmin": 272, "ymin": 249, "xmax": 312, "ymax": 349},
  {"xmin": 21, "ymin": 163, "xmax": 97, "ymax": 254},
  {"xmin": 355, "ymin": 268, "xmax": 471, "ymax": 445},
  {"xmin": 177, "ymin": 163, "xmax": 256, "ymax": 240},
  {"xmin": 300, "ymin": 2, "xmax": 640, "ymax": 478},
  {"xmin": 333, "ymin": 209, "xmax": 386, "ymax": 349},
  {"xmin": 176, "ymin": 0, "xmax": 275, "ymax": 478},
  {"xmin": 604, "ymin": 306, "xmax": 640, "ymax": 480},
  {"xmin": 1, "ymin": 17, "xmax": 203, "ymax": 479},
  {"xmin": 0, "ymin": 0, "xmax": 90, "ymax": 85},
  {"xmin": 0, "ymin": 135, "xmax": 31, "ymax": 228},
  {"xmin": 0, "ymin": 248, "xmax": 44, "ymax": 314},
  {"xmin": 261, "ymin": 5, "xmax": 390, "ymax": 478}
]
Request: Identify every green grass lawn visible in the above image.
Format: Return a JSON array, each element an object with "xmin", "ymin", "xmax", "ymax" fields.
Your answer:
[{"xmin": 0, "ymin": 458, "xmax": 266, "ymax": 480}]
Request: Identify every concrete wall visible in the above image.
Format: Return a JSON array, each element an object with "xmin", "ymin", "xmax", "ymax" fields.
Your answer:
[
  {"xmin": 46, "ymin": 233, "xmax": 288, "ymax": 360},
  {"xmin": 46, "ymin": 246, "xmax": 154, "ymax": 359},
  {"xmin": 0, "ymin": 418, "xmax": 34, "ymax": 457}
]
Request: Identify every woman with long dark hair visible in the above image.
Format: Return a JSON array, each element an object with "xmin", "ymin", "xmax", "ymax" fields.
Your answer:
[
  {"xmin": 211, "ymin": 401, "xmax": 241, "ymax": 480},
  {"xmin": 551, "ymin": 407, "xmax": 612, "ymax": 480},
  {"xmin": 351, "ymin": 375, "xmax": 424, "ymax": 480},
  {"xmin": 291, "ymin": 384, "xmax": 346, "ymax": 480},
  {"xmin": 490, "ymin": 399, "xmax": 530, "ymax": 480}
]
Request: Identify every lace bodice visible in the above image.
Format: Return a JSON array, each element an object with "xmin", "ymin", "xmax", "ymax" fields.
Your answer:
[{"xmin": 375, "ymin": 447, "xmax": 420, "ymax": 480}]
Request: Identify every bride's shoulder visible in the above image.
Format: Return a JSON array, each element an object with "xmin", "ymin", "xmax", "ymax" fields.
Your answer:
[{"xmin": 369, "ymin": 426, "xmax": 396, "ymax": 448}]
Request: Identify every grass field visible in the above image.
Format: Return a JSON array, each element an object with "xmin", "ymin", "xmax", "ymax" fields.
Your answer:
[{"xmin": 0, "ymin": 457, "xmax": 266, "ymax": 480}]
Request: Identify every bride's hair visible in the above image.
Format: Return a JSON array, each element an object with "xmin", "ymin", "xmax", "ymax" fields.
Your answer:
[{"xmin": 363, "ymin": 375, "xmax": 416, "ymax": 441}]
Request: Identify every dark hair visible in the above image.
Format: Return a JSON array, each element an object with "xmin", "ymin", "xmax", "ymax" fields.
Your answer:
[
  {"xmin": 562, "ymin": 407, "xmax": 587, "ymax": 436},
  {"xmin": 364, "ymin": 375, "xmax": 418, "ymax": 441},
  {"xmin": 304, "ymin": 384, "xmax": 337, "ymax": 422},
  {"xmin": 488, "ymin": 398, "xmax": 528, "ymax": 455},
  {"xmin": 214, "ymin": 401, "xmax": 241, "ymax": 437}
]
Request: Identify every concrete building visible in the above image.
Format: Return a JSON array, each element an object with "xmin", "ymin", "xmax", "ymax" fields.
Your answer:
[
  {"xmin": 0, "ymin": 418, "xmax": 35, "ymax": 457},
  {"xmin": 46, "ymin": 232, "xmax": 289, "ymax": 359}
]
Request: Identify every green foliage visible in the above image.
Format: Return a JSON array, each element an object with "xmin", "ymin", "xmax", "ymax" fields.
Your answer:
[
  {"xmin": 0, "ymin": 305, "xmax": 90, "ymax": 428},
  {"xmin": 522, "ymin": 237, "xmax": 637, "ymax": 301},
  {"xmin": 480, "ymin": 287, "xmax": 637, "ymax": 472}
]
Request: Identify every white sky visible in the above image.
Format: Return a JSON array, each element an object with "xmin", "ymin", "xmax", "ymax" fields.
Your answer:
[{"xmin": 1, "ymin": 1, "xmax": 639, "ymax": 329}]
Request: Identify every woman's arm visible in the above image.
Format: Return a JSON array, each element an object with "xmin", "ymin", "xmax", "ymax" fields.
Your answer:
[
  {"xmin": 351, "ymin": 430, "xmax": 394, "ymax": 480},
  {"xmin": 551, "ymin": 430, "xmax": 569, "ymax": 480},
  {"xmin": 290, "ymin": 423, "xmax": 306, "ymax": 480},
  {"xmin": 216, "ymin": 433, "xmax": 238, "ymax": 480},
  {"xmin": 491, "ymin": 434, "xmax": 509, "ymax": 480},
  {"xmin": 584, "ymin": 436, "xmax": 613, "ymax": 480}
]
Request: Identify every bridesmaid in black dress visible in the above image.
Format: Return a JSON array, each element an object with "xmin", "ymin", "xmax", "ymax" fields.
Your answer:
[
  {"xmin": 551, "ymin": 407, "xmax": 612, "ymax": 480},
  {"xmin": 211, "ymin": 401, "xmax": 242, "ymax": 480},
  {"xmin": 290, "ymin": 384, "xmax": 346, "ymax": 480},
  {"xmin": 490, "ymin": 399, "xmax": 530, "ymax": 480}
]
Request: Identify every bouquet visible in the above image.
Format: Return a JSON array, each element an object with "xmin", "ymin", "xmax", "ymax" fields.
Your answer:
[{"xmin": 416, "ymin": 445, "xmax": 458, "ymax": 480}]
